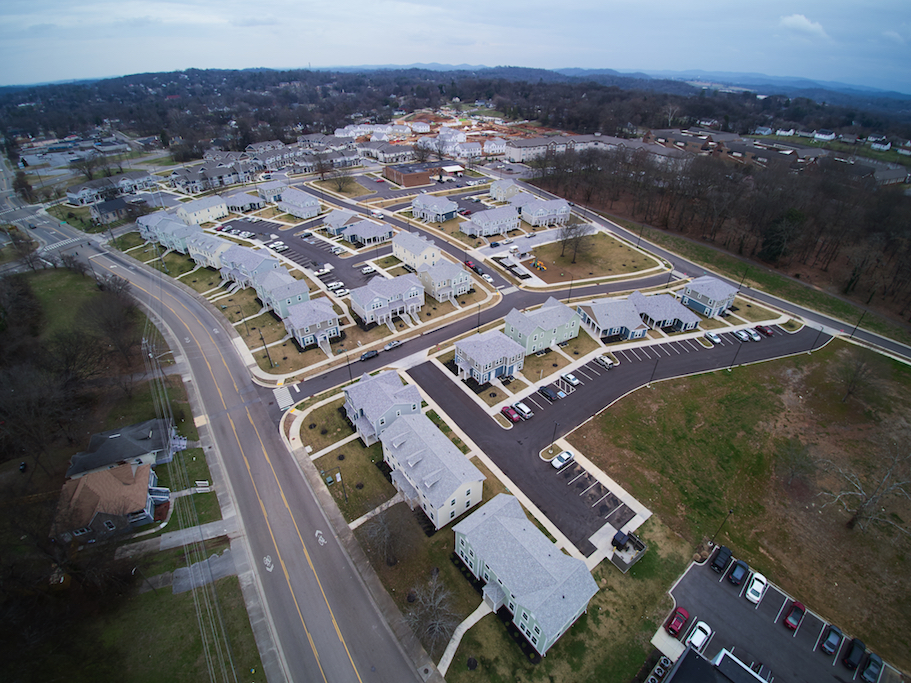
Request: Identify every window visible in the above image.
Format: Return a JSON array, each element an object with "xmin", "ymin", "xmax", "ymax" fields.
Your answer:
[
  {"xmin": 533, "ymin": 625, "xmax": 540, "ymax": 635},
  {"xmin": 459, "ymin": 538, "xmax": 465, "ymax": 547},
  {"xmin": 103, "ymin": 520, "xmax": 116, "ymax": 531},
  {"xmin": 522, "ymin": 611, "xmax": 529, "ymax": 622},
  {"xmin": 73, "ymin": 527, "xmax": 90, "ymax": 536},
  {"xmin": 465, "ymin": 500, "xmax": 471, "ymax": 509},
  {"xmin": 450, "ymin": 499, "xmax": 456, "ymax": 506},
  {"xmin": 450, "ymin": 510, "xmax": 455, "ymax": 519},
  {"xmin": 468, "ymin": 549, "xmax": 474, "ymax": 557}
]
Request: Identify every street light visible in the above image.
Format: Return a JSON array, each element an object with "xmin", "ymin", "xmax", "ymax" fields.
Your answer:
[
  {"xmin": 238, "ymin": 307, "xmax": 249, "ymax": 337},
  {"xmin": 259, "ymin": 329, "xmax": 275, "ymax": 368},
  {"xmin": 648, "ymin": 358, "xmax": 659, "ymax": 387},
  {"xmin": 710, "ymin": 509, "xmax": 734, "ymax": 546},
  {"xmin": 849, "ymin": 309, "xmax": 867, "ymax": 340},
  {"xmin": 476, "ymin": 302, "xmax": 481, "ymax": 331},
  {"xmin": 549, "ymin": 421, "xmax": 560, "ymax": 454},
  {"xmin": 344, "ymin": 350, "xmax": 353, "ymax": 382}
]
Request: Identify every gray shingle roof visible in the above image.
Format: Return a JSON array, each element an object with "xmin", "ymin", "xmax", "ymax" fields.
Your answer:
[
  {"xmin": 350, "ymin": 274, "xmax": 423, "ymax": 309},
  {"xmin": 66, "ymin": 419, "xmax": 170, "ymax": 478},
  {"xmin": 279, "ymin": 187, "xmax": 319, "ymax": 207},
  {"xmin": 686, "ymin": 275, "xmax": 737, "ymax": 302},
  {"xmin": 381, "ymin": 414, "xmax": 484, "ymax": 508},
  {"xmin": 629, "ymin": 291, "xmax": 701, "ymax": 325},
  {"xmin": 412, "ymin": 194, "xmax": 457, "ymax": 213},
  {"xmin": 505, "ymin": 297, "xmax": 577, "ymax": 337},
  {"xmin": 392, "ymin": 230, "xmax": 436, "ymax": 257},
  {"xmin": 472, "ymin": 206, "xmax": 518, "ymax": 227},
  {"xmin": 417, "ymin": 260, "xmax": 466, "ymax": 283},
  {"xmin": 343, "ymin": 220, "xmax": 390, "ymax": 241},
  {"xmin": 323, "ymin": 209, "xmax": 359, "ymax": 229},
  {"xmin": 455, "ymin": 329, "xmax": 525, "ymax": 367},
  {"xmin": 454, "ymin": 494, "xmax": 598, "ymax": 642},
  {"xmin": 344, "ymin": 371, "xmax": 421, "ymax": 424},
  {"xmin": 578, "ymin": 299, "xmax": 648, "ymax": 333},
  {"xmin": 222, "ymin": 245, "xmax": 280, "ymax": 273},
  {"xmin": 180, "ymin": 195, "xmax": 227, "ymax": 212},
  {"xmin": 285, "ymin": 298, "xmax": 337, "ymax": 330}
]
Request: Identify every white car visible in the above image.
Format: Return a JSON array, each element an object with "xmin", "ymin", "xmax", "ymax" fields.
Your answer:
[
  {"xmin": 502, "ymin": 238, "xmax": 513, "ymax": 244},
  {"xmin": 595, "ymin": 355, "xmax": 615, "ymax": 369},
  {"xmin": 383, "ymin": 340, "xmax": 402, "ymax": 351},
  {"xmin": 733, "ymin": 329, "xmax": 751, "ymax": 342},
  {"xmin": 686, "ymin": 621, "xmax": 712, "ymax": 651},
  {"xmin": 746, "ymin": 328, "xmax": 762, "ymax": 342},
  {"xmin": 551, "ymin": 450, "xmax": 574, "ymax": 469},
  {"xmin": 745, "ymin": 573, "xmax": 767, "ymax": 604},
  {"xmin": 481, "ymin": 274, "xmax": 494, "ymax": 284},
  {"xmin": 334, "ymin": 288, "xmax": 350, "ymax": 297},
  {"xmin": 325, "ymin": 281, "xmax": 344, "ymax": 290},
  {"xmin": 561, "ymin": 373, "xmax": 580, "ymax": 386},
  {"xmin": 361, "ymin": 266, "xmax": 376, "ymax": 274},
  {"xmin": 704, "ymin": 331, "xmax": 722, "ymax": 345},
  {"xmin": 314, "ymin": 266, "xmax": 330, "ymax": 276}
]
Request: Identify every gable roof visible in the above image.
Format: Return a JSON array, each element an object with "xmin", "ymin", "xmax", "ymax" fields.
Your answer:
[
  {"xmin": 472, "ymin": 206, "xmax": 518, "ymax": 227},
  {"xmin": 344, "ymin": 371, "xmax": 422, "ymax": 424},
  {"xmin": 686, "ymin": 275, "xmax": 737, "ymax": 302},
  {"xmin": 417, "ymin": 260, "xmax": 466, "ymax": 283},
  {"xmin": 454, "ymin": 495, "xmax": 598, "ymax": 640},
  {"xmin": 343, "ymin": 220, "xmax": 391, "ymax": 241},
  {"xmin": 629, "ymin": 291, "xmax": 701, "ymax": 325},
  {"xmin": 412, "ymin": 194, "xmax": 457, "ymax": 214},
  {"xmin": 179, "ymin": 195, "xmax": 226, "ymax": 213},
  {"xmin": 279, "ymin": 187, "xmax": 319, "ymax": 207},
  {"xmin": 66, "ymin": 419, "xmax": 170, "ymax": 479},
  {"xmin": 456, "ymin": 329, "xmax": 525, "ymax": 366},
  {"xmin": 350, "ymin": 274, "xmax": 423, "ymax": 309},
  {"xmin": 323, "ymin": 208, "xmax": 359, "ymax": 229},
  {"xmin": 380, "ymin": 414, "xmax": 484, "ymax": 508},
  {"xmin": 393, "ymin": 230, "xmax": 437, "ymax": 256},
  {"xmin": 578, "ymin": 299, "xmax": 648, "ymax": 333},
  {"xmin": 56, "ymin": 463, "xmax": 152, "ymax": 530},
  {"xmin": 505, "ymin": 297, "xmax": 578, "ymax": 337}
]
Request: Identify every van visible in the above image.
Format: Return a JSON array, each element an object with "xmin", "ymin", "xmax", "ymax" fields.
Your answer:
[
  {"xmin": 513, "ymin": 402, "xmax": 534, "ymax": 420},
  {"xmin": 508, "ymin": 246, "xmax": 519, "ymax": 254},
  {"xmin": 370, "ymin": 210, "xmax": 383, "ymax": 218}
]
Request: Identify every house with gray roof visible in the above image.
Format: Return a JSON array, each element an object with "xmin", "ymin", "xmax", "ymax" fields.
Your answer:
[
  {"xmin": 66, "ymin": 419, "xmax": 181, "ymax": 479},
  {"xmin": 456, "ymin": 141, "xmax": 483, "ymax": 158},
  {"xmin": 629, "ymin": 291, "xmax": 700, "ymax": 331},
  {"xmin": 257, "ymin": 180, "xmax": 287, "ymax": 203},
  {"xmin": 518, "ymin": 198, "xmax": 571, "ymax": 227},
  {"xmin": 412, "ymin": 194, "xmax": 458, "ymax": 223},
  {"xmin": 219, "ymin": 245, "xmax": 281, "ymax": 288},
  {"xmin": 277, "ymin": 187, "xmax": 320, "ymax": 219},
  {"xmin": 576, "ymin": 299, "xmax": 649, "ymax": 340},
  {"xmin": 484, "ymin": 138, "xmax": 506, "ymax": 156},
  {"xmin": 489, "ymin": 179, "xmax": 520, "ymax": 202},
  {"xmin": 680, "ymin": 276, "xmax": 737, "ymax": 318},
  {"xmin": 253, "ymin": 268, "xmax": 311, "ymax": 318},
  {"xmin": 392, "ymin": 231, "xmax": 441, "ymax": 270},
  {"xmin": 381, "ymin": 413, "xmax": 485, "ymax": 530},
  {"xmin": 343, "ymin": 371, "xmax": 422, "ymax": 446},
  {"xmin": 504, "ymin": 297, "xmax": 581, "ymax": 355},
  {"xmin": 147, "ymin": 217, "xmax": 201, "ymax": 254},
  {"xmin": 341, "ymin": 219, "xmax": 393, "ymax": 246},
  {"xmin": 350, "ymin": 274, "xmax": 424, "ymax": 328},
  {"xmin": 461, "ymin": 206, "xmax": 520, "ymax": 238},
  {"xmin": 187, "ymin": 232, "xmax": 233, "ymax": 269},
  {"xmin": 323, "ymin": 208, "xmax": 361, "ymax": 236},
  {"xmin": 224, "ymin": 191, "xmax": 264, "ymax": 213},
  {"xmin": 417, "ymin": 260, "xmax": 472, "ymax": 303},
  {"xmin": 453, "ymin": 494, "xmax": 598, "ymax": 655},
  {"xmin": 176, "ymin": 195, "xmax": 229, "ymax": 225},
  {"xmin": 90, "ymin": 197, "xmax": 131, "ymax": 225},
  {"xmin": 283, "ymin": 298, "xmax": 339, "ymax": 353},
  {"xmin": 455, "ymin": 330, "xmax": 525, "ymax": 384}
]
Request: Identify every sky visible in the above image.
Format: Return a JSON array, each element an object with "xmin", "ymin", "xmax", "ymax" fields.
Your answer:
[{"xmin": 1, "ymin": 0, "xmax": 910, "ymax": 94}]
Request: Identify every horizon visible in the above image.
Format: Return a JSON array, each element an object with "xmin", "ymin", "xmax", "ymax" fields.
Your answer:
[{"xmin": 1, "ymin": 1, "xmax": 909, "ymax": 94}]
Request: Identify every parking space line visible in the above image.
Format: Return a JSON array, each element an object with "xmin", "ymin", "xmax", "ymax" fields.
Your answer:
[
  {"xmin": 566, "ymin": 471, "xmax": 586, "ymax": 486},
  {"xmin": 576, "ymin": 369, "xmax": 595, "ymax": 381},
  {"xmin": 579, "ymin": 480, "xmax": 599, "ymax": 496},
  {"xmin": 590, "ymin": 491, "xmax": 611, "ymax": 508},
  {"xmin": 812, "ymin": 623, "xmax": 826, "ymax": 652},
  {"xmin": 668, "ymin": 343, "xmax": 681, "ymax": 355},
  {"xmin": 627, "ymin": 348, "xmax": 643, "ymax": 361},
  {"xmin": 683, "ymin": 339, "xmax": 701, "ymax": 351},
  {"xmin": 774, "ymin": 599, "xmax": 788, "ymax": 624},
  {"xmin": 618, "ymin": 350, "xmax": 634, "ymax": 363},
  {"xmin": 525, "ymin": 396, "xmax": 544, "ymax": 411},
  {"xmin": 584, "ymin": 364, "xmax": 601, "ymax": 376}
]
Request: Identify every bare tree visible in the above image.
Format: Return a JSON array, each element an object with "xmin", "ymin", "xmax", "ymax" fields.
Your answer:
[
  {"xmin": 329, "ymin": 167, "xmax": 354, "ymax": 193},
  {"xmin": 819, "ymin": 449, "xmax": 911, "ymax": 535},
  {"xmin": 568, "ymin": 223, "xmax": 593, "ymax": 264},
  {"xmin": 836, "ymin": 347, "xmax": 885, "ymax": 404},
  {"xmin": 557, "ymin": 222, "xmax": 577, "ymax": 257},
  {"xmin": 10, "ymin": 233, "xmax": 43, "ymax": 271},
  {"xmin": 413, "ymin": 145, "xmax": 430, "ymax": 163},
  {"xmin": 70, "ymin": 154, "xmax": 101, "ymax": 181},
  {"xmin": 662, "ymin": 103, "xmax": 680, "ymax": 128},
  {"xmin": 60, "ymin": 252, "xmax": 88, "ymax": 277},
  {"xmin": 46, "ymin": 329, "xmax": 108, "ymax": 389},
  {"xmin": 775, "ymin": 437, "xmax": 814, "ymax": 486},
  {"xmin": 313, "ymin": 153, "xmax": 332, "ymax": 181},
  {"xmin": 80, "ymin": 290, "xmax": 139, "ymax": 363},
  {"xmin": 362, "ymin": 508, "xmax": 403, "ymax": 566},
  {"xmin": 404, "ymin": 573, "xmax": 460, "ymax": 657}
]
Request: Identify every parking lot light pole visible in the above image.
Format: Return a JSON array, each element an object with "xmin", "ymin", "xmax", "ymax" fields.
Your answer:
[
  {"xmin": 728, "ymin": 338, "xmax": 744, "ymax": 371},
  {"xmin": 476, "ymin": 303, "xmax": 481, "ymax": 331},
  {"xmin": 710, "ymin": 509, "xmax": 734, "ymax": 546},
  {"xmin": 648, "ymin": 358, "xmax": 659, "ymax": 387},
  {"xmin": 549, "ymin": 421, "xmax": 560, "ymax": 454},
  {"xmin": 849, "ymin": 309, "xmax": 867, "ymax": 340}
]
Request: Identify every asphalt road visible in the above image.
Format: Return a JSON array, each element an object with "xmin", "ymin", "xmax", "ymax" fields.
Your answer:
[{"xmin": 83, "ymin": 242, "xmax": 422, "ymax": 683}]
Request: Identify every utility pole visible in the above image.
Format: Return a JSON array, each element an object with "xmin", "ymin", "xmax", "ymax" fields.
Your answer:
[
  {"xmin": 259, "ymin": 329, "xmax": 275, "ymax": 368},
  {"xmin": 238, "ymin": 307, "xmax": 249, "ymax": 337},
  {"xmin": 549, "ymin": 421, "xmax": 560, "ymax": 454},
  {"xmin": 849, "ymin": 310, "xmax": 867, "ymax": 339}
]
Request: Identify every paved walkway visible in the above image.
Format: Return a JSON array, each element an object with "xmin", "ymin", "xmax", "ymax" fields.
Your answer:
[{"xmin": 437, "ymin": 601, "xmax": 492, "ymax": 676}]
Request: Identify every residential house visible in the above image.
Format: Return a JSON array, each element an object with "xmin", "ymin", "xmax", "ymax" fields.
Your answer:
[
  {"xmin": 410, "ymin": 121, "xmax": 431, "ymax": 133},
  {"xmin": 815, "ymin": 129, "xmax": 836, "ymax": 142},
  {"xmin": 454, "ymin": 330, "xmax": 525, "ymax": 384},
  {"xmin": 680, "ymin": 275, "xmax": 737, "ymax": 317},
  {"xmin": 284, "ymin": 298, "xmax": 340, "ymax": 351},
  {"xmin": 380, "ymin": 414, "xmax": 485, "ymax": 530},
  {"xmin": 66, "ymin": 171, "xmax": 157, "ymax": 205},
  {"xmin": 187, "ymin": 232, "xmax": 233, "ymax": 269},
  {"xmin": 411, "ymin": 194, "xmax": 458, "ymax": 223},
  {"xmin": 257, "ymin": 180, "xmax": 287, "ymax": 203},
  {"xmin": 453, "ymin": 494, "xmax": 599, "ymax": 656},
  {"xmin": 176, "ymin": 195, "xmax": 228, "ymax": 225},
  {"xmin": 343, "ymin": 370, "xmax": 422, "ymax": 446},
  {"xmin": 154, "ymin": 217, "xmax": 201, "ymax": 254},
  {"xmin": 323, "ymin": 208, "xmax": 361, "ymax": 236},
  {"xmin": 576, "ymin": 299, "xmax": 649, "ymax": 340},
  {"xmin": 90, "ymin": 197, "xmax": 130, "ymax": 224},
  {"xmin": 53, "ymin": 463, "xmax": 169, "ymax": 544},
  {"xmin": 219, "ymin": 245, "xmax": 281, "ymax": 288},
  {"xmin": 484, "ymin": 138, "xmax": 506, "ymax": 156},
  {"xmin": 350, "ymin": 274, "xmax": 424, "ymax": 327},
  {"xmin": 489, "ymin": 179, "xmax": 520, "ymax": 202},
  {"xmin": 253, "ymin": 268, "xmax": 311, "ymax": 318},
  {"xmin": 457, "ymin": 141, "xmax": 483, "ymax": 158},
  {"xmin": 392, "ymin": 231, "xmax": 441, "ymax": 270},
  {"xmin": 517, "ymin": 198, "xmax": 571, "ymax": 227},
  {"xmin": 276, "ymin": 187, "xmax": 321, "ymax": 220},
  {"xmin": 629, "ymin": 291, "xmax": 700, "ymax": 331},
  {"xmin": 66, "ymin": 419, "xmax": 180, "ymax": 480},
  {"xmin": 460, "ymin": 206, "xmax": 519, "ymax": 237},
  {"xmin": 340, "ymin": 219, "xmax": 393, "ymax": 246},
  {"xmin": 503, "ymin": 297, "xmax": 581, "ymax": 355},
  {"xmin": 417, "ymin": 260, "xmax": 472, "ymax": 303},
  {"xmin": 357, "ymin": 141, "xmax": 414, "ymax": 164},
  {"xmin": 224, "ymin": 191, "xmax": 264, "ymax": 213}
]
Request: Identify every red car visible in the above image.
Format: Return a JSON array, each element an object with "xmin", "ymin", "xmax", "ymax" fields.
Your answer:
[
  {"xmin": 784, "ymin": 601, "xmax": 805, "ymax": 630},
  {"xmin": 755, "ymin": 325, "xmax": 775, "ymax": 337},
  {"xmin": 500, "ymin": 406, "xmax": 521, "ymax": 423},
  {"xmin": 665, "ymin": 607, "xmax": 689, "ymax": 637},
  {"xmin": 464, "ymin": 260, "xmax": 475, "ymax": 269},
  {"xmin": 375, "ymin": 178, "xmax": 384, "ymax": 183}
]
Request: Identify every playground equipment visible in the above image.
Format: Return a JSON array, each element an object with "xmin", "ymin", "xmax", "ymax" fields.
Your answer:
[{"xmin": 532, "ymin": 260, "xmax": 547, "ymax": 271}]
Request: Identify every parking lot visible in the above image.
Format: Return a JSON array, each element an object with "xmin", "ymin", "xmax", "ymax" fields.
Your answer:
[{"xmin": 668, "ymin": 548, "xmax": 897, "ymax": 682}]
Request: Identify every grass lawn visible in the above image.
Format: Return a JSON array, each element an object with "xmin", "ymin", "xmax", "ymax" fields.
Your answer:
[
  {"xmin": 212, "ymin": 287, "xmax": 263, "ymax": 319},
  {"xmin": 387, "ymin": 266, "xmax": 409, "ymax": 277},
  {"xmin": 338, "ymin": 321, "xmax": 393, "ymax": 347},
  {"xmin": 700, "ymin": 317, "xmax": 729, "ymax": 330},
  {"xmin": 533, "ymin": 232, "xmax": 659, "ymax": 284},
  {"xmin": 155, "ymin": 447, "xmax": 211, "ymax": 491},
  {"xmin": 611, "ymin": 216, "xmax": 911, "ymax": 346},
  {"xmin": 503, "ymin": 376, "xmax": 528, "ymax": 395},
  {"xmin": 182, "ymin": 267, "xmax": 225, "ymax": 295},
  {"xmin": 311, "ymin": 178, "xmax": 376, "ymax": 198},
  {"xmin": 452, "ymin": 287, "xmax": 489, "ymax": 309},
  {"xmin": 476, "ymin": 384, "xmax": 510, "ymax": 407},
  {"xmin": 234, "ymin": 311, "xmax": 287, "ymax": 347},
  {"xmin": 299, "ymin": 397, "xmax": 353, "ymax": 453},
  {"xmin": 731, "ymin": 296, "xmax": 780, "ymax": 323},
  {"xmin": 445, "ymin": 517, "xmax": 691, "ymax": 683},
  {"xmin": 111, "ymin": 231, "xmax": 147, "ymax": 251},
  {"xmin": 568, "ymin": 339, "xmax": 911, "ymax": 671},
  {"xmin": 28, "ymin": 268, "xmax": 103, "ymax": 340},
  {"xmin": 315, "ymin": 440, "xmax": 394, "ymax": 522},
  {"xmin": 171, "ymin": 489, "xmax": 222, "ymax": 525},
  {"xmin": 252, "ymin": 337, "xmax": 313, "ymax": 374},
  {"xmin": 521, "ymin": 351, "xmax": 570, "ymax": 382},
  {"xmin": 149, "ymin": 251, "xmax": 196, "ymax": 277},
  {"xmin": 560, "ymin": 328, "xmax": 600, "ymax": 358}
]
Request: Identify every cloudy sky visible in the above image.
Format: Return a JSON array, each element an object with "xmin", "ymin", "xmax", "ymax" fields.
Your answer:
[{"xmin": 1, "ymin": 0, "xmax": 909, "ymax": 93}]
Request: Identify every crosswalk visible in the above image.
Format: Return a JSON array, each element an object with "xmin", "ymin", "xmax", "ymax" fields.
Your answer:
[
  {"xmin": 39, "ymin": 236, "xmax": 82, "ymax": 253},
  {"xmin": 272, "ymin": 386, "xmax": 294, "ymax": 411}
]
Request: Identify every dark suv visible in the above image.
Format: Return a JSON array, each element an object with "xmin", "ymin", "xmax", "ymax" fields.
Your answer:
[
  {"xmin": 359, "ymin": 350, "xmax": 379, "ymax": 362},
  {"xmin": 727, "ymin": 560, "xmax": 749, "ymax": 585},
  {"xmin": 537, "ymin": 385, "xmax": 559, "ymax": 402},
  {"xmin": 842, "ymin": 638, "xmax": 865, "ymax": 670},
  {"xmin": 711, "ymin": 546, "xmax": 733, "ymax": 573}
]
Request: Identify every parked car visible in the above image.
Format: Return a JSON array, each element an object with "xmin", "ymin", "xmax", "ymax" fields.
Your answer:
[
  {"xmin": 728, "ymin": 560, "xmax": 749, "ymax": 586},
  {"xmin": 711, "ymin": 546, "xmax": 733, "ymax": 573},
  {"xmin": 361, "ymin": 266, "xmax": 375, "ymax": 274},
  {"xmin": 490, "ymin": 241, "xmax": 500, "ymax": 248},
  {"xmin": 733, "ymin": 329, "xmax": 751, "ymax": 342},
  {"xmin": 325, "ymin": 281, "xmax": 344, "ymax": 290},
  {"xmin": 537, "ymin": 386, "xmax": 560, "ymax": 402},
  {"xmin": 334, "ymin": 288, "xmax": 350, "ymax": 297},
  {"xmin": 502, "ymin": 238, "xmax": 513, "ymax": 244},
  {"xmin": 843, "ymin": 638, "xmax": 866, "ymax": 669},
  {"xmin": 861, "ymin": 653, "xmax": 883, "ymax": 682},
  {"xmin": 665, "ymin": 607, "xmax": 690, "ymax": 637},
  {"xmin": 481, "ymin": 274, "xmax": 494, "ymax": 284},
  {"xmin": 314, "ymin": 266, "xmax": 330, "ymax": 276},
  {"xmin": 784, "ymin": 601, "xmax": 805, "ymax": 630},
  {"xmin": 464, "ymin": 260, "xmax": 475, "ymax": 269},
  {"xmin": 746, "ymin": 328, "xmax": 762, "ymax": 342},
  {"xmin": 595, "ymin": 355, "xmax": 615, "ymax": 369},
  {"xmin": 500, "ymin": 406, "xmax": 521, "ymax": 423},
  {"xmin": 513, "ymin": 402, "xmax": 534, "ymax": 420},
  {"xmin": 526, "ymin": 232, "xmax": 535, "ymax": 238},
  {"xmin": 561, "ymin": 373, "xmax": 581, "ymax": 387},
  {"xmin": 756, "ymin": 325, "xmax": 775, "ymax": 337},
  {"xmin": 745, "ymin": 572, "xmax": 767, "ymax": 604},
  {"xmin": 686, "ymin": 621, "xmax": 712, "ymax": 652},
  {"xmin": 473, "ymin": 266, "xmax": 484, "ymax": 276},
  {"xmin": 383, "ymin": 340, "xmax": 401, "ymax": 351},
  {"xmin": 820, "ymin": 625, "xmax": 843, "ymax": 655},
  {"xmin": 359, "ymin": 350, "xmax": 378, "ymax": 362},
  {"xmin": 704, "ymin": 331, "xmax": 722, "ymax": 345},
  {"xmin": 551, "ymin": 450, "xmax": 574, "ymax": 469},
  {"xmin": 374, "ymin": 177, "xmax": 384, "ymax": 183}
]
